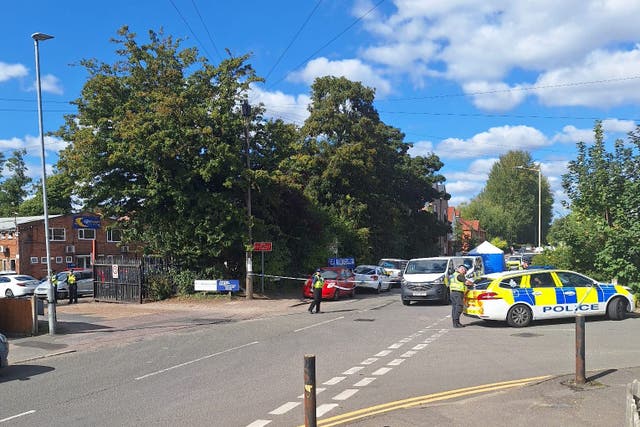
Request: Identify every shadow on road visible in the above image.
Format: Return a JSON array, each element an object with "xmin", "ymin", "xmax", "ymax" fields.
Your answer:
[{"xmin": 0, "ymin": 364, "xmax": 55, "ymax": 383}]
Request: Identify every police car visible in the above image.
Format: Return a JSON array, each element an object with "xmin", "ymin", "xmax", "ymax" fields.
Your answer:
[{"xmin": 464, "ymin": 269, "xmax": 636, "ymax": 327}]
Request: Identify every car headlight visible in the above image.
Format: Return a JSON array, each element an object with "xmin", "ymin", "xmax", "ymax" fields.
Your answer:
[{"xmin": 430, "ymin": 275, "xmax": 445, "ymax": 284}]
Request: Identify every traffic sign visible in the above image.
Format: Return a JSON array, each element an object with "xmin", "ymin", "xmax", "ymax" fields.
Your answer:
[
  {"xmin": 328, "ymin": 257, "xmax": 355, "ymax": 268},
  {"xmin": 253, "ymin": 242, "xmax": 273, "ymax": 252}
]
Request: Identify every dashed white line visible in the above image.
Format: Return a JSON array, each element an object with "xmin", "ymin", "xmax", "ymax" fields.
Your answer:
[
  {"xmin": 387, "ymin": 358, "xmax": 405, "ymax": 366},
  {"xmin": 388, "ymin": 343, "xmax": 404, "ymax": 349},
  {"xmin": 135, "ymin": 341, "xmax": 258, "ymax": 380},
  {"xmin": 298, "ymin": 388, "xmax": 326, "ymax": 399},
  {"xmin": 294, "ymin": 316, "xmax": 345, "ymax": 332},
  {"xmin": 343, "ymin": 366, "xmax": 364, "ymax": 375},
  {"xmin": 245, "ymin": 420, "xmax": 271, "ymax": 427},
  {"xmin": 353, "ymin": 377, "xmax": 376, "ymax": 387},
  {"xmin": 360, "ymin": 357, "xmax": 378, "ymax": 365},
  {"xmin": 0, "ymin": 411, "xmax": 36, "ymax": 423},
  {"xmin": 372, "ymin": 367, "xmax": 393, "ymax": 375},
  {"xmin": 401, "ymin": 350, "xmax": 417, "ymax": 358},
  {"xmin": 333, "ymin": 389, "xmax": 359, "ymax": 400},
  {"xmin": 316, "ymin": 404, "xmax": 339, "ymax": 417},
  {"xmin": 412, "ymin": 344, "xmax": 428, "ymax": 350},
  {"xmin": 375, "ymin": 350, "xmax": 392, "ymax": 357},
  {"xmin": 269, "ymin": 402, "xmax": 300, "ymax": 415},
  {"xmin": 399, "ymin": 338, "xmax": 412, "ymax": 343},
  {"xmin": 324, "ymin": 376, "xmax": 346, "ymax": 386}
]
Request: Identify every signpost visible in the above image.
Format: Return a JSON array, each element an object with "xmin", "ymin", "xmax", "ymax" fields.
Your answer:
[
  {"xmin": 328, "ymin": 257, "xmax": 356, "ymax": 269},
  {"xmin": 253, "ymin": 242, "xmax": 272, "ymax": 293}
]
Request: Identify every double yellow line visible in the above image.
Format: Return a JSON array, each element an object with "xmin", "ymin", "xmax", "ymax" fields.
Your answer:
[{"xmin": 299, "ymin": 375, "xmax": 552, "ymax": 427}]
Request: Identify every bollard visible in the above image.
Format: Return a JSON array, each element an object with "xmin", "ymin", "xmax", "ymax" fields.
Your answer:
[
  {"xmin": 576, "ymin": 314, "xmax": 586, "ymax": 385},
  {"xmin": 304, "ymin": 354, "xmax": 317, "ymax": 427},
  {"xmin": 31, "ymin": 294, "xmax": 38, "ymax": 335}
]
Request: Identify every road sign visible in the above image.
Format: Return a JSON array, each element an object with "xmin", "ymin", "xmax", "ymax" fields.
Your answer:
[
  {"xmin": 253, "ymin": 242, "xmax": 273, "ymax": 252},
  {"xmin": 328, "ymin": 257, "xmax": 355, "ymax": 268},
  {"xmin": 194, "ymin": 279, "xmax": 240, "ymax": 292}
]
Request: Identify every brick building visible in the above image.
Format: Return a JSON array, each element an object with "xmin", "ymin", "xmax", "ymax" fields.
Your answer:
[{"xmin": 0, "ymin": 214, "xmax": 137, "ymax": 278}]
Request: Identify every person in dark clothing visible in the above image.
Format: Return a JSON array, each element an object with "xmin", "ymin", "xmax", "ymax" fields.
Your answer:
[
  {"xmin": 308, "ymin": 269, "xmax": 325, "ymax": 314},
  {"xmin": 67, "ymin": 271, "xmax": 78, "ymax": 304},
  {"xmin": 449, "ymin": 264, "xmax": 474, "ymax": 328}
]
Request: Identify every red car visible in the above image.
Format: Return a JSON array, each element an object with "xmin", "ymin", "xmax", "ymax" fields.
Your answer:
[{"xmin": 302, "ymin": 267, "xmax": 356, "ymax": 300}]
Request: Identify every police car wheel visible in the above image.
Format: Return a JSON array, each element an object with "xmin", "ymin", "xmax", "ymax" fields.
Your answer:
[
  {"xmin": 507, "ymin": 304, "xmax": 532, "ymax": 328},
  {"xmin": 606, "ymin": 297, "xmax": 627, "ymax": 321}
]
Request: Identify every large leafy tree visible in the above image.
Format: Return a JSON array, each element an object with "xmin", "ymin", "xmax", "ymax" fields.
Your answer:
[
  {"xmin": 296, "ymin": 76, "xmax": 448, "ymax": 262},
  {"xmin": 462, "ymin": 150, "xmax": 553, "ymax": 246},
  {"xmin": 0, "ymin": 149, "xmax": 31, "ymax": 216},
  {"xmin": 55, "ymin": 27, "xmax": 261, "ymax": 271}
]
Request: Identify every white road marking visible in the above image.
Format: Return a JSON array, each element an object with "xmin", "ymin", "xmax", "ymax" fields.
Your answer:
[
  {"xmin": 294, "ymin": 316, "xmax": 344, "ymax": 332},
  {"xmin": 343, "ymin": 366, "xmax": 364, "ymax": 375},
  {"xmin": 401, "ymin": 350, "xmax": 417, "ymax": 358},
  {"xmin": 324, "ymin": 376, "xmax": 346, "ymax": 385},
  {"xmin": 374, "ymin": 350, "xmax": 392, "ymax": 357},
  {"xmin": 412, "ymin": 344, "xmax": 428, "ymax": 350},
  {"xmin": 372, "ymin": 367, "xmax": 393, "ymax": 375},
  {"xmin": 316, "ymin": 404, "xmax": 339, "ymax": 417},
  {"xmin": 135, "ymin": 341, "xmax": 259, "ymax": 380},
  {"xmin": 333, "ymin": 389, "xmax": 359, "ymax": 400},
  {"xmin": 388, "ymin": 343, "xmax": 404, "ymax": 349},
  {"xmin": 353, "ymin": 377, "xmax": 376, "ymax": 387},
  {"xmin": 399, "ymin": 338, "xmax": 412, "ymax": 343},
  {"xmin": 387, "ymin": 358, "xmax": 405, "ymax": 366},
  {"xmin": 245, "ymin": 420, "xmax": 271, "ymax": 427},
  {"xmin": 360, "ymin": 357, "xmax": 378, "ymax": 365},
  {"xmin": 269, "ymin": 402, "xmax": 300, "ymax": 415},
  {"xmin": 298, "ymin": 388, "xmax": 326, "ymax": 399},
  {"xmin": 0, "ymin": 411, "xmax": 36, "ymax": 423}
]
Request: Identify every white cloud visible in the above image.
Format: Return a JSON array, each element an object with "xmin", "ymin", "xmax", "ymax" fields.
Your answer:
[
  {"xmin": 0, "ymin": 62, "xmax": 28, "ymax": 82},
  {"xmin": 39, "ymin": 74, "xmax": 63, "ymax": 95},
  {"xmin": 602, "ymin": 118, "xmax": 636, "ymax": 134},
  {"xmin": 463, "ymin": 81, "xmax": 529, "ymax": 111},
  {"xmin": 288, "ymin": 57, "xmax": 392, "ymax": 96},
  {"xmin": 249, "ymin": 85, "xmax": 311, "ymax": 125},
  {"xmin": 436, "ymin": 125, "xmax": 549, "ymax": 159},
  {"xmin": 552, "ymin": 125, "xmax": 595, "ymax": 144},
  {"xmin": 407, "ymin": 140, "xmax": 433, "ymax": 157}
]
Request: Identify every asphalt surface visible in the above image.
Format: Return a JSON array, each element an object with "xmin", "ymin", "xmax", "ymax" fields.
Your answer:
[{"xmin": 3, "ymin": 297, "xmax": 640, "ymax": 426}]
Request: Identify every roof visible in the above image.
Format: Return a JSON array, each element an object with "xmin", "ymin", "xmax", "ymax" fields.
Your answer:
[{"xmin": 0, "ymin": 215, "xmax": 64, "ymax": 231}]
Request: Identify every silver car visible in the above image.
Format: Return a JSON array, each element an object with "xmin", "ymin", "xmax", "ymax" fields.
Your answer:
[
  {"xmin": 35, "ymin": 269, "xmax": 94, "ymax": 299},
  {"xmin": 0, "ymin": 333, "xmax": 8, "ymax": 367}
]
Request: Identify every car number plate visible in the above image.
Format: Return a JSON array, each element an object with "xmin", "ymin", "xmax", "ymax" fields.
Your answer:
[{"xmin": 413, "ymin": 291, "xmax": 427, "ymax": 296}]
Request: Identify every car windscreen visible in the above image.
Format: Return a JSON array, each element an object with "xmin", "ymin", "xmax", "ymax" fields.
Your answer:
[
  {"xmin": 320, "ymin": 270, "xmax": 339, "ymax": 279},
  {"xmin": 405, "ymin": 260, "xmax": 447, "ymax": 274},
  {"xmin": 379, "ymin": 260, "xmax": 402, "ymax": 269},
  {"xmin": 354, "ymin": 266, "xmax": 376, "ymax": 274},
  {"xmin": 15, "ymin": 275, "xmax": 37, "ymax": 281}
]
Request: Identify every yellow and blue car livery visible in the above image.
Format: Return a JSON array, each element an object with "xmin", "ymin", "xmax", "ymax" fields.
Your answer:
[{"xmin": 464, "ymin": 269, "xmax": 636, "ymax": 327}]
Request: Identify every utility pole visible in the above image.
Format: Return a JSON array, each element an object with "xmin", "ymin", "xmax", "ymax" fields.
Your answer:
[{"xmin": 242, "ymin": 100, "xmax": 253, "ymax": 299}]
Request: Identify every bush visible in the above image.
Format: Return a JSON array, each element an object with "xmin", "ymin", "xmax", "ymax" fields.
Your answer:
[
  {"xmin": 174, "ymin": 269, "xmax": 197, "ymax": 296},
  {"xmin": 147, "ymin": 273, "xmax": 174, "ymax": 301}
]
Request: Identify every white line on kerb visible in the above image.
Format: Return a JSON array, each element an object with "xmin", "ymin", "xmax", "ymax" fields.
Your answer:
[
  {"xmin": 135, "ymin": 341, "xmax": 259, "ymax": 380},
  {"xmin": 294, "ymin": 316, "xmax": 344, "ymax": 332},
  {"xmin": 0, "ymin": 410, "xmax": 36, "ymax": 423}
]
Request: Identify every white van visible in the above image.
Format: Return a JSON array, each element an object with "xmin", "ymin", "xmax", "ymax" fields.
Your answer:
[{"xmin": 401, "ymin": 257, "xmax": 456, "ymax": 305}]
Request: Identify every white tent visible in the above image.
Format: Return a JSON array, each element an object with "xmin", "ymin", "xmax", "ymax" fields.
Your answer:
[
  {"xmin": 469, "ymin": 241, "xmax": 503, "ymax": 254},
  {"xmin": 469, "ymin": 241, "xmax": 505, "ymax": 273}
]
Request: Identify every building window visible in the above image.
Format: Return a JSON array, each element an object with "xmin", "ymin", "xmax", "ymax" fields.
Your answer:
[
  {"xmin": 107, "ymin": 229, "xmax": 122, "ymax": 242},
  {"xmin": 50, "ymin": 228, "xmax": 66, "ymax": 241},
  {"xmin": 40, "ymin": 257, "xmax": 47, "ymax": 263},
  {"xmin": 78, "ymin": 229, "xmax": 96, "ymax": 240},
  {"xmin": 56, "ymin": 256, "xmax": 63, "ymax": 264},
  {"xmin": 65, "ymin": 256, "xmax": 73, "ymax": 263},
  {"xmin": 30, "ymin": 256, "xmax": 38, "ymax": 264}
]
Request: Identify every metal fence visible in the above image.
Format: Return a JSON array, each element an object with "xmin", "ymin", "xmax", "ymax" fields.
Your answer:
[
  {"xmin": 93, "ymin": 257, "xmax": 172, "ymax": 303},
  {"xmin": 628, "ymin": 379, "xmax": 640, "ymax": 427}
]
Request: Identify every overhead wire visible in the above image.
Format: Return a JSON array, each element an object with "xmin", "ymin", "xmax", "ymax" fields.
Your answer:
[
  {"xmin": 190, "ymin": 0, "xmax": 223, "ymax": 62},
  {"xmin": 168, "ymin": 0, "xmax": 213, "ymax": 61}
]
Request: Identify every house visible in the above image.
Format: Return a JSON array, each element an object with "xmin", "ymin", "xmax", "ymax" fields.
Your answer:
[
  {"xmin": 0, "ymin": 214, "xmax": 138, "ymax": 278},
  {"xmin": 447, "ymin": 207, "xmax": 487, "ymax": 254}
]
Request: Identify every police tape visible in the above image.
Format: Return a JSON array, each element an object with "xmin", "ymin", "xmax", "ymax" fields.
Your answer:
[{"xmin": 248, "ymin": 273, "xmax": 397, "ymax": 288}]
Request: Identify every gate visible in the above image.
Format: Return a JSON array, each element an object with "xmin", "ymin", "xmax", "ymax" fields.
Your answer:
[{"xmin": 93, "ymin": 257, "xmax": 172, "ymax": 303}]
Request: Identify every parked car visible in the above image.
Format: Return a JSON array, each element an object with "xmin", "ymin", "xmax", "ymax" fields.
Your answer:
[
  {"xmin": 0, "ymin": 274, "xmax": 40, "ymax": 298},
  {"xmin": 354, "ymin": 265, "xmax": 391, "ymax": 293},
  {"xmin": 302, "ymin": 267, "xmax": 355, "ymax": 300},
  {"xmin": 35, "ymin": 269, "xmax": 94, "ymax": 300},
  {"xmin": 378, "ymin": 258, "xmax": 408, "ymax": 288},
  {"xmin": 401, "ymin": 257, "xmax": 456, "ymax": 305},
  {"xmin": 451, "ymin": 256, "xmax": 484, "ymax": 279},
  {"xmin": 464, "ymin": 269, "xmax": 636, "ymax": 327},
  {"xmin": 0, "ymin": 332, "xmax": 8, "ymax": 368}
]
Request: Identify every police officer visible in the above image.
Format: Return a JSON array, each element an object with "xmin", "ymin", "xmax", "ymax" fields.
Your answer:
[
  {"xmin": 308, "ymin": 269, "xmax": 325, "ymax": 314},
  {"xmin": 68, "ymin": 271, "xmax": 78, "ymax": 304},
  {"xmin": 450, "ymin": 264, "xmax": 474, "ymax": 328},
  {"xmin": 50, "ymin": 273, "xmax": 59, "ymax": 303}
]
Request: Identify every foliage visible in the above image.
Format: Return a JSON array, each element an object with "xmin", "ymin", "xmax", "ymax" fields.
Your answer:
[
  {"xmin": 490, "ymin": 237, "xmax": 508, "ymax": 251},
  {"xmin": 173, "ymin": 268, "xmax": 197, "ymax": 296},
  {"xmin": 0, "ymin": 150, "xmax": 32, "ymax": 216},
  {"xmin": 147, "ymin": 273, "xmax": 174, "ymax": 301},
  {"xmin": 461, "ymin": 150, "xmax": 553, "ymax": 246},
  {"xmin": 18, "ymin": 173, "xmax": 74, "ymax": 215}
]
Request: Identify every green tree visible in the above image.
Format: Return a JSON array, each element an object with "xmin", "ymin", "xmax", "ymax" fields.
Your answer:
[
  {"xmin": 18, "ymin": 172, "xmax": 74, "ymax": 215},
  {"xmin": 0, "ymin": 149, "xmax": 31, "ymax": 216}
]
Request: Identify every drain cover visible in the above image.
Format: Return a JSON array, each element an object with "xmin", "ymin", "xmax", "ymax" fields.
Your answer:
[
  {"xmin": 511, "ymin": 332, "xmax": 542, "ymax": 338},
  {"xmin": 354, "ymin": 318, "xmax": 375, "ymax": 322}
]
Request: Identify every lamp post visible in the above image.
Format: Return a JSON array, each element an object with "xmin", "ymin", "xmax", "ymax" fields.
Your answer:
[
  {"xmin": 241, "ymin": 100, "xmax": 253, "ymax": 299},
  {"xmin": 515, "ymin": 164, "xmax": 542, "ymax": 250},
  {"xmin": 32, "ymin": 32, "xmax": 56, "ymax": 334}
]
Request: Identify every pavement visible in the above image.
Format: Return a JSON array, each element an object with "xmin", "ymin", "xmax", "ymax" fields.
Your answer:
[{"xmin": 3, "ymin": 297, "xmax": 640, "ymax": 426}]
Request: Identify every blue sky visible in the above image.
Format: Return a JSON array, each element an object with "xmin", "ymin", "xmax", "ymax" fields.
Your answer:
[{"xmin": 3, "ymin": 1, "xmax": 640, "ymax": 219}]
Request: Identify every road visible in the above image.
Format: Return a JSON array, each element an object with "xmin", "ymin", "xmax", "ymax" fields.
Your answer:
[{"xmin": 1, "ymin": 289, "xmax": 639, "ymax": 426}]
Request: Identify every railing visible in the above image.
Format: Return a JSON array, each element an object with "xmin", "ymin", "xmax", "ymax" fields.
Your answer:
[{"xmin": 627, "ymin": 379, "xmax": 640, "ymax": 427}]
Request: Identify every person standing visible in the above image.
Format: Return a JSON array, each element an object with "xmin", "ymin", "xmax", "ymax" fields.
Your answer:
[
  {"xmin": 67, "ymin": 271, "xmax": 78, "ymax": 304},
  {"xmin": 450, "ymin": 264, "xmax": 474, "ymax": 328},
  {"xmin": 308, "ymin": 269, "xmax": 325, "ymax": 314}
]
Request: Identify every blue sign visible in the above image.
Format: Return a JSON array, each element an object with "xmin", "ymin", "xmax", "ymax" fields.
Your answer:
[
  {"xmin": 73, "ymin": 215, "xmax": 101, "ymax": 229},
  {"xmin": 217, "ymin": 279, "xmax": 240, "ymax": 292},
  {"xmin": 328, "ymin": 257, "xmax": 356, "ymax": 268}
]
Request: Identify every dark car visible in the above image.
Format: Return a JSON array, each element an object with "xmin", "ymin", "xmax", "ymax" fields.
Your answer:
[{"xmin": 0, "ymin": 333, "xmax": 8, "ymax": 368}]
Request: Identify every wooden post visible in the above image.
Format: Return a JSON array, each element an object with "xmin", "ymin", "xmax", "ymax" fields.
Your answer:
[
  {"xmin": 31, "ymin": 294, "xmax": 38, "ymax": 335},
  {"xmin": 304, "ymin": 355, "xmax": 317, "ymax": 427}
]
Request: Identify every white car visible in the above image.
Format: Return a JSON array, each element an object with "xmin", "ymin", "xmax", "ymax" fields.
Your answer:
[
  {"xmin": 35, "ymin": 269, "xmax": 94, "ymax": 300},
  {"xmin": 0, "ymin": 274, "xmax": 40, "ymax": 298},
  {"xmin": 354, "ymin": 265, "xmax": 391, "ymax": 293},
  {"xmin": 378, "ymin": 258, "xmax": 408, "ymax": 287}
]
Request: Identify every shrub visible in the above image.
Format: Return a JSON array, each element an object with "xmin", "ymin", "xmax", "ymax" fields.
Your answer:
[
  {"xmin": 174, "ymin": 269, "xmax": 197, "ymax": 296},
  {"xmin": 147, "ymin": 273, "xmax": 174, "ymax": 301}
]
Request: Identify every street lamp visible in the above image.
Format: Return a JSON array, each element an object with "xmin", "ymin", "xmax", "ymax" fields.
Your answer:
[
  {"xmin": 241, "ymin": 100, "xmax": 253, "ymax": 299},
  {"xmin": 515, "ymin": 164, "xmax": 542, "ymax": 250},
  {"xmin": 31, "ymin": 32, "xmax": 56, "ymax": 334}
]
